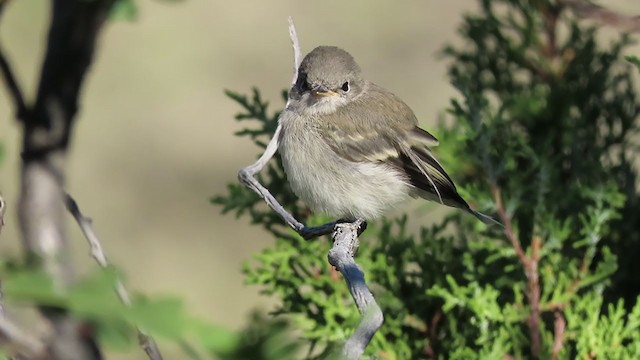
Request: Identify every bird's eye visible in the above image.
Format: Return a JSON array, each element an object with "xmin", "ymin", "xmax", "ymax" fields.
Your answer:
[{"xmin": 341, "ymin": 82, "xmax": 350, "ymax": 92}]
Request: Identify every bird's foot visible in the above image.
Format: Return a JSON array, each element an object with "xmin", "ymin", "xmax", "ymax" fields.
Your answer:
[{"xmin": 297, "ymin": 218, "xmax": 367, "ymax": 240}]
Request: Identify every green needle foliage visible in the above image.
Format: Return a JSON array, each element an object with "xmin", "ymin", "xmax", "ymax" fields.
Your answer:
[
  {"xmin": 215, "ymin": 0, "xmax": 640, "ymax": 359},
  {"xmin": 627, "ymin": 55, "xmax": 640, "ymax": 71}
]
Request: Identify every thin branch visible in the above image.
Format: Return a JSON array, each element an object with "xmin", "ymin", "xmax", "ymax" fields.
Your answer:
[
  {"xmin": 287, "ymin": 16, "xmax": 302, "ymax": 88},
  {"xmin": 424, "ymin": 309, "xmax": 442, "ymax": 359},
  {"xmin": 64, "ymin": 194, "xmax": 164, "ymax": 360},
  {"xmin": 527, "ymin": 236, "xmax": 542, "ymax": 359},
  {"xmin": 0, "ymin": 45, "xmax": 27, "ymax": 122},
  {"xmin": 491, "ymin": 186, "xmax": 527, "ymax": 264},
  {"xmin": 0, "ymin": 0, "xmax": 28, "ymax": 122},
  {"xmin": 328, "ymin": 220, "xmax": 382, "ymax": 359},
  {"xmin": 541, "ymin": 2, "xmax": 560, "ymax": 60},
  {"xmin": 492, "ymin": 186, "xmax": 541, "ymax": 358},
  {"xmin": 235, "ymin": 18, "xmax": 306, "ymax": 233},
  {"xmin": 0, "ymin": 194, "xmax": 6, "ymax": 319},
  {"xmin": 0, "ymin": 193, "xmax": 5, "ymax": 237},
  {"xmin": 14, "ymin": 0, "xmax": 117, "ymax": 358},
  {"xmin": 561, "ymin": 0, "xmax": 640, "ymax": 33},
  {"xmin": 0, "ymin": 316, "xmax": 46, "ymax": 359},
  {"xmin": 237, "ymin": 18, "xmax": 335, "ymax": 240},
  {"xmin": 551, "ymin": 310, "xmax": 566, "ymax": 360}
]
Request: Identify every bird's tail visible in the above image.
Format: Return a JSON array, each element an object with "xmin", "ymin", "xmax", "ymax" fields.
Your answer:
[{"xmin": 469, "ymin": 208, "xmax": 503, "ymax": 227}]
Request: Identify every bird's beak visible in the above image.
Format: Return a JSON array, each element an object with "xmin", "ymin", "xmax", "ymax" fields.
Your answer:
[{"xmin": 311, "ymin": 86, "xmax": 338, "ymax": 97}]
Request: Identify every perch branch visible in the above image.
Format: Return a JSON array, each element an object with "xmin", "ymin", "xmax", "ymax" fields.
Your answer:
[
  {"xmin": 64, "ymin": 194, "xmax": 164, "ymax": 360},
  {"xmin": 238, "ymin": 18, "xmax": 383, "ymax": 358},
  {"xmin": 237, "ymin": 18, "xmax": 335, "ymax": 240},
  {"xmin": 328, "ymin": 220, "xmax": 383, "ymax": 360},
  {"xmin": 492, "ymin": 186, "xmax": 541, "ymax": 359}
]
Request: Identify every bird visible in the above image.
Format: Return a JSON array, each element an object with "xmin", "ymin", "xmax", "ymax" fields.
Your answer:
[{"xmin": 278, "ymin": 45, "xmax": 497, "ymax": 225}]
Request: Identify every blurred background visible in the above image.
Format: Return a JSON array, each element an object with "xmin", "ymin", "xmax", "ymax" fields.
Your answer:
[{"xmin": 0, "ymin": 0, "xmax": 638, "ymax": 357}]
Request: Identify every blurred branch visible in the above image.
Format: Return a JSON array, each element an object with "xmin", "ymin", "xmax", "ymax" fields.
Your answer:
[
  {"xmin": 0, "ymin": 1, "xmax": 28, "ymax": 122},
  {"xmin": 551, "ymin": 310, "xmax": 566, "ymax": 360},
  {"xmin": 0, "ymin": 46, "xmax": 27, "ymax": 122},
  {"xmin": 0, "ymin": 194, "xmax": 6, "ymax": 319},
  {"xmin": 9, "ymin": 0, "xmax": 116, "ymax": 358},
  {"xmin": 0, "ymin": 194, "xmax": 5, "ymax": 237},
  {"xmin": 0, "ymin": 316, "xmax": 46, "ymax": 359},
  {"xmin": 64, "ymin": 194, "xmax": 164, "ymax": 360},
  {"xmin": 424, "ymin": 309, "xmax": 442, "ymax": 359},
  {"xmin": 492, "ymin": 186, "xmax": 541, "ymax": 359},
  {"xmin": 561, "ymin": 0, "xmax": 640, "ymax": 33},
  {"xmin": 328, "ymin": 220, "xmax": 383, "ymax": 360}
]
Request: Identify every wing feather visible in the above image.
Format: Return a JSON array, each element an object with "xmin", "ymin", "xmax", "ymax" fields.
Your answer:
[{"xmin": 316, "ymin": 81, "xmax": 471, "ymax": 210}]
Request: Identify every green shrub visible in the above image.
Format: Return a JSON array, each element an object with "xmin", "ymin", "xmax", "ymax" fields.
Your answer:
[{"xmin": 215, "ymin": 0, "xmax": 640, "ymax": 358}]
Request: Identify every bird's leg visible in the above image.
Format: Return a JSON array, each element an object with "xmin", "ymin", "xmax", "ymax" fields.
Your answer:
[{"xmin": 298, "ymin": 221, "xmax": 337, "ymax": 240}]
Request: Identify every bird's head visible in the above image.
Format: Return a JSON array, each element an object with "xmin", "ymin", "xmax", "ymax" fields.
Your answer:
[{"xmin": 291, "ymin": 46, "xmax": 364, "ymax": 115}]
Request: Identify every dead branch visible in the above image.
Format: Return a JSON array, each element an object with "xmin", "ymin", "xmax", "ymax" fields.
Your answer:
[
  {"xmin": 64, "ymin": 194, "xmax": 163, "ymax": 360},
  {"xmin": 492, "ymin": 186, "xmax": 541, "ymax": 359},
  {"xmin": 0, "ymin": 316, "xmax": 46, "ymax": 359},
  {"xmin": 551, "ymin": 310, "xmax": 566, "ymax": 360}
]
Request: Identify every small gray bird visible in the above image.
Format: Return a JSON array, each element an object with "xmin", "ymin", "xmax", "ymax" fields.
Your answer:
[{"xmin": 279, "ymin": 45, "xmax": 496, "ymax": 224}]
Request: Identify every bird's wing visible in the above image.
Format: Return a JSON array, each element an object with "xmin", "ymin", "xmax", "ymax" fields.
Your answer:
[{"xmin": 317, "ymin": 83, "xmax": 469, "ymax": 209}]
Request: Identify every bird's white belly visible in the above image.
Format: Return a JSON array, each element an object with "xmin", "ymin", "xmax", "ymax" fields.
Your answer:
[{"xmin": 279, "ymin": 113, "xmax": 410, "ymax": 219}]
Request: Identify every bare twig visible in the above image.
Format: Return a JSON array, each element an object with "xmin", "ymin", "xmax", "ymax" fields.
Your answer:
[
  {"xmin": 492, "ymin": 186, "xmax": 541, "ymax": 358},
  {"xmin": 0, "ymin": 46, "xmax": 28, "ymax": 122},
  {"xmin": 0, "ymin": 1, "xmax": 28, "ymax": 122},
  {"xmin": 424, "ymin": 309, "xmax": 442, "ymax": 359},
  {"xmin": 561, "ymin": 0, "xmax": 640, "ymax": 33},
  {"xmin": 237, "ymin": 19, "xmax": 383, "ymax": 358},
  {"xmin": 328, "ymin": 220, "xmax": 383, "ymax": 360},
  {"xmin": 541, "ymin": 2, "xmax": 560, "ymax": 60},
  {"xmin": 0, "ymin": 316, "xmax": 46, "ymax": 359},
  {"xmin": 0, "ymin": 194, "xmax": 5, "ymax": 237},
  {"xmin": 237, "ymin": 18, "xmax": 336, "ymax": 240},
  {"xmin": 287, "ymin": 16, "xmax": 302, "ymax": 87},
  {"xmin": 491, "ymin": 187, "xmax": 527, "ymax": 264},
  {"xmin": 0, "ymin": 194, "xmax": 5, "ymax": 318},
  {"xmin": 527, "ymin": 236, "xmax": 542, "ymax": 359},
  {"xmin": 236, "ymin": 18, "xmax": 306, "ymax": 234},
  {"xmin": 64, "ymin": 194, "xmax": 163, "ymax": 360},
  {"xmin": 551, "ymin": 310, "xmax": 566, "ymax": 360}
]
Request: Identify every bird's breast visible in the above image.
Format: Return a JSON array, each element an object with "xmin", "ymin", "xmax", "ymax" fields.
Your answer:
[{"xmin": 278, "ymin": 110, "xmax": 410, "ymax": 219}]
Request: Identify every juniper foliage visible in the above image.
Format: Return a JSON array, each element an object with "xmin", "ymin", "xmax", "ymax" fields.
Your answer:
[{"xmin": 215, "ymin": 1, "xmax": 640, "ymax": 358}]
